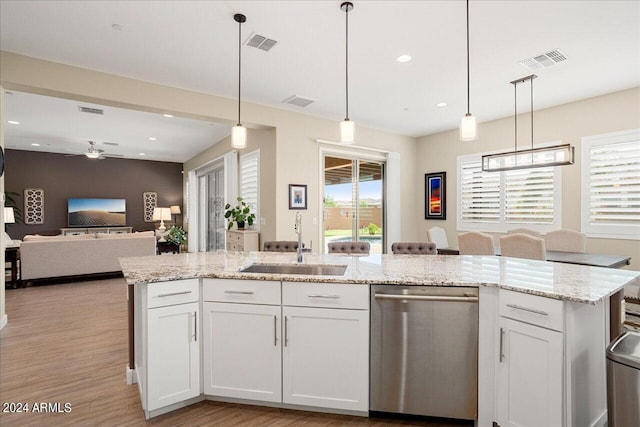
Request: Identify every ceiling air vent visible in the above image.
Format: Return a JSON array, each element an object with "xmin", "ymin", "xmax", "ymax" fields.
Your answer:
[
  {"xmin": 78, "ymin": 106, "xmax": 104, "ymax": 115},
  {"xmin": 246, "ymin": 33, "xmax": 278, "ymax": 52},
  {"xmin": 519, "ymin": 49, "xmax": 567, "ymax": 71},
  {"xmin": 283, "ymin": 95, "xmax": 315, "ymax": 108}
]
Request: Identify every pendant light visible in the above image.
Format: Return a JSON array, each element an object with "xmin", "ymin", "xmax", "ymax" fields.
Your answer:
[
  {"xmin": 340, "ymin": 2, "xmax": 355, "ymax": 144},
  {"xmin": 481, "ymin": 75, "xmax": 575, "ymax": 172},
  {"xmin": 231, "ymin": 13, "xmax": 247, "ymax": 149},
  {"xmin": 459, "ymin": 0, "xmax": 477, "ymax": 141}
]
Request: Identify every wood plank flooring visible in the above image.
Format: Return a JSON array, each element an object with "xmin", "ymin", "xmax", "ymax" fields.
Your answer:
[{"xmin": 1, "ymin": 279, "xmax": 473, "ymax": 426}]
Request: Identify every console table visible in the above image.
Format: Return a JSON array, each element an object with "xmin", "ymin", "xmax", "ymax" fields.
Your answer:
[{"xmin": 60, "ymin": 226, "xmax": 133, "ymax": 235}]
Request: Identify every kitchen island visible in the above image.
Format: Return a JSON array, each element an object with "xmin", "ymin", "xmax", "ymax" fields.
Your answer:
[{"xmin": 120, "ymin": 251, "xmax": 639, "ymax": 426}]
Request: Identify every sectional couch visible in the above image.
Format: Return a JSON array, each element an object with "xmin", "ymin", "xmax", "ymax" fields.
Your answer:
[{"xmin": 20, "ymin": 231, "xmax": 157, "ymax": 281}]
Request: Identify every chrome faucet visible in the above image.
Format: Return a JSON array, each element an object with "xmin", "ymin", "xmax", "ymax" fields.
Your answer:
[{"xmin": 295, "ymin": 212, "xmax": 303, "ymax": 263}]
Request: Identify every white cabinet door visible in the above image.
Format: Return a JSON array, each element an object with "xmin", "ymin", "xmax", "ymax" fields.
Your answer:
[
  {"xmin": 282, "ymin": 306, "xmax": 369, "ymax": 412},
  {"xmin": 497, "ymin": 317, "xmax": 563, "ymax": 427},
  {"xmin": 203, "ymin": 302, "xmax": 282, "ymax": 402},
  {"xmin": 147, "ymin": 302, "xmax": 200, "ymax": 411}
]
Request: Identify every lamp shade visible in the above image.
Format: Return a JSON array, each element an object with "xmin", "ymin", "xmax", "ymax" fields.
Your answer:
[
  {"xmin": 340, "ymin": 120, "xmax": 355, "ymax": 144},
  {"xmin": 3, "ymin": 207, "xmax": 15, "ymax": 224},
  {"xmin": 231, "ymin": 125, "xmax": 247, "ymax": 149},
  {"xmin": 460, "ymin": 113, "xmax": 477, "ymax": 141},
  {"xmin": 153, "ymin": 207, "xmax": 172, "ymax": 222},
  {"xmin": 170, "ymin": 205, "xmax": 182, "ymax": 215}
]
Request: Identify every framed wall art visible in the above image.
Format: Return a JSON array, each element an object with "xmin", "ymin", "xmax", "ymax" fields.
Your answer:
[
  {"xmin": 24, "ymin": 188, "xmax": 45, "ymax": 224},
  {"xmin": 288, "ymin": 184, "xmax": 307, "ymax": 210},
  {"xmin": 143, "ymin": 191, "xmax": 158, "ymax": 222},
  {"xmin": 425, "ymin": 172, "xmax": 446, "ymax": 220}
]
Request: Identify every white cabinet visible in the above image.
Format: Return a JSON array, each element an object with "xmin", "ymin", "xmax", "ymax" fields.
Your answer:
[
  {"xmin": 134, "ymin": 279, "xmax": 200, "ymax": 418},
  {"xmin": 225, "ymin": 229, "xmax": 259, "ymax": 251},
  {"xmin": 203, "ymin": 279, "xmax": 281, "ymax": 402},
  {"xmin": 497, "ymin": 317, "xmax": 563, "ymax": 427},
  {"xmin": 282, "ymin": 282, "xmax": 369, "ymax": 412},
  {"xmin": 485, "ymin": 289, "xmax": 609, "ymax": 427}
]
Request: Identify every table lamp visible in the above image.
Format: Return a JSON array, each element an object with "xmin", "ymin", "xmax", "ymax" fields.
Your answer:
[
  {"xmin": 3, "ymin": 207, "xmax": 15, "ymax": 244},
  {"xmin": 170, "ymin": 205, "xmax": 181, "ymax": 224},
  {"xmin": 153, "ymin": 207, "xmax": 171, "ymax": 242}
]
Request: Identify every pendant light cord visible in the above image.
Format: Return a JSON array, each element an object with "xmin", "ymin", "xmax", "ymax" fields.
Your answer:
[
  {"xmin": 345, "ymin": 4, "xmax": 350, "ymax": 121},
  {"xmin": 530, "ymin": 77, "xmax": 534, "ymax": 151},
  {"xmin": 237, "ymin": 18, "xmax": 242, "ymax": 126},
  {"xmin": 466, "ymin": 0, "xmax": 470, "ymax": 115},
  {"xmin": 514, "ymin": 82, "xmax": 518, "ymax": 153}
]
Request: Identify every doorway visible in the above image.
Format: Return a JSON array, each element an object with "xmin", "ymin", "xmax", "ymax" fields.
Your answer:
[
  {"xmin": 197, "ymin": 164, "xmax": 226, "ymax": 251},
  {"xmin": 323, "ymin": 156, "xmax": 385, "ymax": 254}
]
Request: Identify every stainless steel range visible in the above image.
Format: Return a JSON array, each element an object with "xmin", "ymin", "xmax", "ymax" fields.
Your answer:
[{"xmin": 370, "ymin": 285, "xmax": 479, "ymax": 420}]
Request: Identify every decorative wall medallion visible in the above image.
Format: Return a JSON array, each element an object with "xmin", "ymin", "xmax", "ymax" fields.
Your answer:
[
  {"xmin": 143, "ymin": 192, "xmax": 158, "ymax": 222},
  {"xmin": 24, "ymin": 188, "xmax": 45, "ymax": 224}
]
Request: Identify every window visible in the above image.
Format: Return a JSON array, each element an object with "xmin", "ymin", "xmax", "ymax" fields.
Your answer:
[
  {"xmin": 457, "ymin": 151, "xmax": 561, "ymax": 233},
  {"xmin": 240, "ymin": 150, "xmax": 260, "ymax": 227},
  {"xmin": 582, "ymin": 129, "xmax": 640, "ymax": 240}
]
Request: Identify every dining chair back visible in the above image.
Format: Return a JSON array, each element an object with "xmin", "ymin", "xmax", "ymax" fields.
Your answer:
[
  {"xmin": 327, "ymin": 241, "xmax": 371, "ymax": 255},
  {"xmin": 263, "ymin": 241, "xmax": 303, "ymax": 252},
  {"xmin": 500, "ymin": 233, "xmax": 546, "ymax": 261},
  {"xmin": 457, "ymin": 232, "xmax": 495, "ymax": 255},
  {"xmin": 507, "ymin": 228, "xmax": 542, "ymax": 238},
  {"xmin": 545, "ymin": 229, "xmax": 586, "ymax": 253},
  {"xmin": 391, "ymin": 242, "xmax": 437, "ymax": 255},
  {"xmin": 427, "ymin": 226, "xmax": 449, "ymax": 249}
]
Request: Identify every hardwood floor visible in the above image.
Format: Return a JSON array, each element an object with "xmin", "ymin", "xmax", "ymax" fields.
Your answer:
[{"xmin": 1, "ymin": 279, "xmax": 473, "ymax": 426}]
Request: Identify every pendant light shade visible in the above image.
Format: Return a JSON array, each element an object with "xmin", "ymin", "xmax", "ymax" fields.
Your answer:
[
  {"xmin": 460, "ymin": 0, "xmax": 477, "ymax": 141},
  {"xmin": 232, "ymin": 13, "xmax": 247, "ymax": 150},
  {"xmin": 340, "ymin": 2, "xmax": 355, "ymax": 144}
]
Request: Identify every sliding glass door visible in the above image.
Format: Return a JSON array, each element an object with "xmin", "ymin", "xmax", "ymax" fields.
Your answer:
[
  {"xmin": 197, "ymin": 165, "xmax": 225, "ymax": 251},
  {"xmin": 323, "ymin": 155, "xmax": 385, "ymax": 254}
]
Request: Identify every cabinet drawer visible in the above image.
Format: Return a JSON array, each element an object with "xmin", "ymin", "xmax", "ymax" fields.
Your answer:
[
  {"xmin": 227, "ymin": 231, "xmax": 242, "ymax": 242},
  {"xmin": 283, "ymin": 282, "xmax": 369, "ymax": 310},
  {"xmin": 147, "ymin": 279, "xmax": 199, "ymax": 308},
  {"xmin": 203, "ymin": 279, "xmax": 281, "ymax": 305},
  {"xmin": 499, "ymin": 290, "xmax": 564, "ymax": 332}
]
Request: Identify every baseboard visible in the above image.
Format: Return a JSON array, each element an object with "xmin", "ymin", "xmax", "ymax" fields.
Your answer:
[
  {"xmin": 0, "ymin": 314, "xmax": 7, "ymax": 330},
  {"xmin": 126, "ymin": 365, "xmax": 137, "ymax": 385}
]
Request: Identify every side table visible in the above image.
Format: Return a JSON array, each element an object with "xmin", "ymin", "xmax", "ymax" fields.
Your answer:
[
  {"xmin": 5, "ymin": 246, "xmax": 21, "ymax": 288},
  {"xmin": 157, "ymin": 241, "xmax": 180, "ymax": 255}
]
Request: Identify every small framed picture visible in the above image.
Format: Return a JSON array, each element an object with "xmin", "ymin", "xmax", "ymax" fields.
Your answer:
[
  {"xmin": 425, "ymin": 172, "xmax": 446, "ymax": 220},
  {"xmin": 289, "ymin": 184, "xmax": 307, "ymax": 210}
]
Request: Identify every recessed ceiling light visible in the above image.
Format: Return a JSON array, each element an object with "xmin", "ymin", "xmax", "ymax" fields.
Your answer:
[
  {"xmin": 148, "ymin": 137, "xmax": 157, "ymax": 141},
  {"xmin": 437, "ymin": 102, "xmax": 447, "ymax": 108},
  {"xmin": 163, "ymin": 114, "xmax": 173, "ymax": 118},
  {"xmin": 7, "ymin": 120, "xmax": 20, "ymax": 125},
  {"xmin": 31, "ymin": 143, "xmax": 41, "ymax": 147},
  {"xmin": 139, "ymin": 153, "xmax": 146, "ymax": 156},
  {"xmin": 396, "ymin": 54, "xmax": 412, "ymax": 63}
]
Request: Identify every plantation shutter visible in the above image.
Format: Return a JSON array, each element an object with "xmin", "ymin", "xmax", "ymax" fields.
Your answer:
[
  {"xmin": 459, "ymin": 159, "xmax": 501, "ymax": 224},
  {"xmin": 239, "ymin": 151, "xmax": 259, "ymax": 220},
  {"xmin": 504, "ymin": 167, "xmax": 555, "ymax": 224}
]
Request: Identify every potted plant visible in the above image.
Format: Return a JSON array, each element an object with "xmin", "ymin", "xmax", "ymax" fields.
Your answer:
[
  {"xmin": 166, "ymin": 225, "xmax": 187, "ymax": 249},
  {"xmin": 224, "ymin": 197, "xmax": 256, "ymax": 230}
]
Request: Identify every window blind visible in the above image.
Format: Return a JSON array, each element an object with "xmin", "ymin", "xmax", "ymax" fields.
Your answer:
[
  {"xmin": 239, "ymin": 151, "xmax": 259, "ymax": 218},
  {"xmin": 505, "ymin": 167, "xmax": 554, "ymax": 224},
  {"xmin": 459, "ymin": 159, "xmax": 501, "ymax": 224}
]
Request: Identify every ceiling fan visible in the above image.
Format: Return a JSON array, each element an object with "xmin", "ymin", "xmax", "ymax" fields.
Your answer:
[{"xmin": 84, "ymin": 140, "xmax": 105, "ymax": 159}]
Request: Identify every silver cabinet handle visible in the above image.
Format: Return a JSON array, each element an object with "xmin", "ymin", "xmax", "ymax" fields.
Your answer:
[
  {"xmin": 224, "ymin": 290, "xmax": 255, "ymax": 295},
  {"xmin": 194, "ymin": 311, "xmax": 197, "ymax": 342},
  {"xmin": 499, "ymin": 328, "xmax": 504, "ymax": 363},
  {"xmin": 157, "ymin": 290, "xmax": 192, "ymax": 298},
  {"xmin": 308, "ymin": 294, "xmax": 341, "ymax": 299},
  {"xmin": 506, "ymin": 304, "xmax": 549, "ymax": 316},
  {"xmin": 274, "ymin": 315, "xmax": 277, "ymax": 347},
  {"xmin": 374, "ymin": 293, "xmax": 478, "ymax": 303},
  {"xmin": 284, "ymin": 316, "xmax": 288, "ymax": 347}
]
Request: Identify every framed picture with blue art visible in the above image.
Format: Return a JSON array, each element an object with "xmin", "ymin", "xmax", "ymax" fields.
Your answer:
[
  {"xmin": 289, "ymin": 184, "xmax": 307, "ymax": 210},
  {"xmin": 425, "ymin": 172, "xmax": 446, "ymax": 220}
]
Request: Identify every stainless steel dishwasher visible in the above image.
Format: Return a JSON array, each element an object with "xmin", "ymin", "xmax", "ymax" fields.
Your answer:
[{"xmin": 370, "ymin": 285, "xmax": 478, "ymax": 420}]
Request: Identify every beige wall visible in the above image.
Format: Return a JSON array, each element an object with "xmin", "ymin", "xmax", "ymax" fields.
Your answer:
[
  {"xmin": 0, "ymin": 51, "xmax": 418, "ymax": 252},
  {"xmin": 417, "ymin": 87, "xmax": 640, "ymax": 270}
]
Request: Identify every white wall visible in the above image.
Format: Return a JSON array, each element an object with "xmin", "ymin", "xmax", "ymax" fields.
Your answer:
[{"xmin": 417, "ymin": 87, "xmax": 640, "ymax": 270}]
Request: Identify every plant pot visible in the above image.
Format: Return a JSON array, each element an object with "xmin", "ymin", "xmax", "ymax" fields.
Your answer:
[{"xmin": 237, "ymin": 221, "xmax": 245, "ymax": 229}]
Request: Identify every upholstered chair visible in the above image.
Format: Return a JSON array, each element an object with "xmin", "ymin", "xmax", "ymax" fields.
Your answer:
[
  {"xmin": 500, "ymin": 233, "xmax": 546, "ymax": 261},
  {"xmin": 545, "ymin": 229, "xmax": 586, "ymax": 253},
  {"xmin": 426, "ymin": 226, "xmax": 450, "ymax": 250},
  {"xmin": 506, "ymin": 228, "xmax": 541, "ymax": 238},
  {"xmin": 391, "ymin": 242, "xmax": 437, "ymax": 255},
  {"xmin": 263, "ymin": 241, "xmax": 303, "ymax": 252},
  {"xmin": 327, "ymin": 241, "xmax": 370, "ymax": 255},
  {"xmin": 457, "ymin": 232, "xmax": 495, "ymax": 255}
]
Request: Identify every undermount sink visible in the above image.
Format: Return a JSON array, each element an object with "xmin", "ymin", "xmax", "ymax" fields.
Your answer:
[{"xmin": 240, "ymin": 263, "xmax": 348, "ymax": 276}]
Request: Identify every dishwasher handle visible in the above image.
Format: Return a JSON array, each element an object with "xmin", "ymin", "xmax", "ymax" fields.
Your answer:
[{"xmin": 374, "ymin": 293, "xmax": 478, "ymax": 303}]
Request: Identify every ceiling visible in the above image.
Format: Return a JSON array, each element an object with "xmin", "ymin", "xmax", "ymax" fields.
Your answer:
[{"xmin": 1, "ymin": 1, "xmax": 639, "ymax": 162}]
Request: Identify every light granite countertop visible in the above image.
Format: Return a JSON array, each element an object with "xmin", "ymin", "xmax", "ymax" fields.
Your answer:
[{"xmin": 119, "ymin": 251, "xmax": 640, "ymax": 305}]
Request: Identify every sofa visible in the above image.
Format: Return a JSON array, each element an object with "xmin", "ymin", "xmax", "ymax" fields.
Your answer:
[{"xmin": 20, "ymin": 231, "xmax": 157, "ymax": 281}]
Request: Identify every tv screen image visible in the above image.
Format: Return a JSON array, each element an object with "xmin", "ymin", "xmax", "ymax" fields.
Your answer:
[{"xmin": 68, "ymin": 198, "xmax": 126, "ymax": 227}]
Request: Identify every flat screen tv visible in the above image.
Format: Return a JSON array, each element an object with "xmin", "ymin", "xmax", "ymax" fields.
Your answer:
[{"xmin": 68, "ymin": 198, "xmax": 126, "ymax": 227}]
